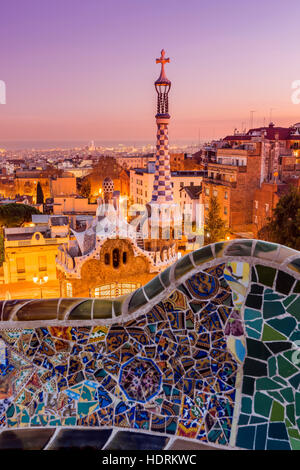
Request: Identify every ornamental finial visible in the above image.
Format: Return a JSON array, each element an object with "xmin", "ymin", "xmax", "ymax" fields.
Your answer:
[{"xmin": 155, "ymin": 49, "xmax": 170, "ymax": 84}]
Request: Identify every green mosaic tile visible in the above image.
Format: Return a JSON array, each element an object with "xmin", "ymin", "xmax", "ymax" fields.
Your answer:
[
  {"xmin": 277, "ymin": 355, "xmax": 299, "ymax": 378},
  {"xmin": 93, "ymin": 299, "xmax": 114, "ymax": 319},
  {"xmin": 290, "ymin": 437, "xmax": 300, "ymax": 450},
  {"xmin": 264, "ymin": 292, "xmax": 285, "ymax": 301},
  {"xmin": 263, "ymin": 301, "xmax": 285, "ymax": 319},
  {"xmin": 268, "ymin": 391, "xmax": 285, "ymax": 404},
  {"xmin": 256, "ymin": 377, "xmax": 282, "ymax": 391},
  {"xmin": 241, "ymin": 397, "xmax": 252, "ymax": 414},
  {"xmin": 174, "ymin": 255, "xmax": 194, "ymax": 280},
  {"xmin": 256, "ymin": 265, "xmax": 276, "ymax": 287},
  {"xmin": 160, "ymin": 265, "xmax": 171, "ymax": 287},
  {"xmin": 290, "ymin": 331, "xmax": 300, "ymax": 343},
  {"xmin": 113, "ymin": 295, "xmax": 127, "ymax": 317},
  {"xmin": 273, "ymin": 376, "xmax": 288, "ymax": 386},
  {"xmin": 288, "ymin": 428, "xmax": 300, "ymax": 439},
  {"xmin": 262, "ymin": 324, "xmax": 287, "ymax": 341},
  {"xmin": 254, "ymin": 392, "xmax": 273, "ymax": 418},
  {"xmin": 283, "ymin": 294, "xmax": 298, "ymax": 307},
  {"xmin": 281, "ymin": 387, "xmax": 295, "ymax": 403},
  {"xmin": 271, "ymin": 401, "xmax": 284, "ymax": 421},
  {"xmin": 225, "ymin": 240, "xmax": 253, "ymax": 257},
  {"xmin": 296, "ymin": 392, "xmax": 300, "ymax": 417},
  {"xmin": 128, "ymin": 288, "xmax": 148, "ymax": 314},
  {"xmin": 68, "ymin": 300, "xmax": 93, "ymax": 320},
  {"xmin": 286, "ymin": 297, "xmax": 300, "ymax": 321},
  {"xmin": 267, "ymin": 317, "xmax": 297, "ymax": 337},
  {"xmin": 286, "ymin": 404, "xmax": 296, "ymax": 426},
  {"xmin": 254, "ymin": 241, "xmax": 278, "ymax": 260},
  {"xmin": 283, "ymin": 349, "xmax": 300, "ymax": 364},
  {"xmin": 213, "ymin": 242, "xmax": 225, "ymax": 258},
  {"xmin": 268, "ymin": 356, "xmax": 277, "ymax": 377},
  {"xmin": 16, "ymin": 300, "xmax": 58, "ymax": 321},
  {"xmin": 144, "ymin": 275, "xmax": 165, "ymax": 300},
  {"xmin": 289, "ymin": 373, "xmax": 300, "ymax": 390},
  {"xmin": 192, "ymin": 245, "xmax": 214, "ymax": 264}
]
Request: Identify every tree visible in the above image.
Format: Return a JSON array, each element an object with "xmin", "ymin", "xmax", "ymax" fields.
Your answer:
[
  {"xmin": 0, "ymin": 203, "xmax": 40, "ymax": 228},
  {"xmin": 36, "ymin": 182, "xmax": 44, "ymax": 204},
  {"xmin": 258, "ymin": 187, "xmax": 300, "ymax": 250},
  {"xmin": 0, "ymin": 233, "xmax": 4, "ymax": 266},
  {"xmin": 79, "ymin": 178, "xmax": 91, "ymax": 199},
  {"xmin": 204, "ymin": 196, "xmax": 227, "ymax": 244}
]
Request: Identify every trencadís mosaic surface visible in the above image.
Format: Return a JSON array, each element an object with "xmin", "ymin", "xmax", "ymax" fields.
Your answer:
[{"xmin": 0, "ymin": 239, "xmax": 299, "ymax": 450}]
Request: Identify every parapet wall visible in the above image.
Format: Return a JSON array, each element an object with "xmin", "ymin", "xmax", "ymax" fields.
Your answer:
[{"xmin": 0, "ymin": 239, "xmax": 299, "ymax": 450}]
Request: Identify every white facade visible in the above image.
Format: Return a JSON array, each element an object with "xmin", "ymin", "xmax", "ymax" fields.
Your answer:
[{"xmin": 130, "ymin": 169, "xmax": 203, "ymax": 207}]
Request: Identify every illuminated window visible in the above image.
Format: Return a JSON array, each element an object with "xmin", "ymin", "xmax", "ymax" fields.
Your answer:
[
  {"xmin": 16, "ymin": 257, "xmax": 25, "ymax": 274},
  {"xmin": 93, "ymin": 282, "xmax": 140, "ymax": 298},
  {"xmin": 38, "ymin": 255, "xmax": 47, "ymax": 272},
  {"xmin": 66, "ymin": 282, "xmax": 73, "ymax": 297},
  {"xmin": 113, "ymin": 249, "xmax": 120, "ymax": 268}
]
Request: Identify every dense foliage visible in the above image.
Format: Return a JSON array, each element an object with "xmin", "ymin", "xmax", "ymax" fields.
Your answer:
[
  {"xmin": 204, "ymin": 195, "xmax": 227, "ymax": 244},
  {"xmin": 258, "ymin": 187, "xmax": 300, "ymax": 250},
  {"xmin": 0, "ymin": 203, "xmax": 40, "ymax": 228}
]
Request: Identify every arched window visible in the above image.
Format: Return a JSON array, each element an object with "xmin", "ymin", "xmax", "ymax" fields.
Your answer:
[
  {"xmin": 104, "ymin": 253, "xmax": 110, "ymax": 265},
  {"xmin": 123, "ymin": 252, "xmax": 127, "ymax": 264},
  {"xmin": 112, "ymin": 249, "xmax": 120, "ymax": 268}
]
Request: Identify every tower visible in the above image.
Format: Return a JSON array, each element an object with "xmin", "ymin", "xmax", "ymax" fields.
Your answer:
[
  {"xmin": 140, "ymin": 50, "xmax": 179, "ymax": 261},
  {"xmin": 151, "ymin": 49, "xmax": 173, "ymax": 204}
]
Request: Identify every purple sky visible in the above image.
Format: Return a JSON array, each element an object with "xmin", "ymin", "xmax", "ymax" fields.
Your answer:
[{"xmin": 1, "ymin": 0, "xmax": 300, "ymax": 143}]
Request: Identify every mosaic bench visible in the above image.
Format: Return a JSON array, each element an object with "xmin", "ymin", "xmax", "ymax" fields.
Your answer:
[{"xmin": 0, "ymin": 239, "xmax": 299, "ymax": 450}]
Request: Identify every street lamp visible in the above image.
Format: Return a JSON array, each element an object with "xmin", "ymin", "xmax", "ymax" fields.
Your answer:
[{"xmin": 33, "ymin": 275, "xmax": 48, "ymax": 299}]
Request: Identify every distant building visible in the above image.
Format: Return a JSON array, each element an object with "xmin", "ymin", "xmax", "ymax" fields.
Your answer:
[
  {"xmin": 130, "ymin": 163, "xmax": 204, "ymax": 207},
  {"xmin": 201, "ymin": 122, "xmax": 300, "ymax": 236},
  {"xmin": 3, "ymin": 216, "xmax": 70, "ymax": 284},
  {"xmin": 50, "ymin": 176, "xmax": 77, "ymax": 197}
]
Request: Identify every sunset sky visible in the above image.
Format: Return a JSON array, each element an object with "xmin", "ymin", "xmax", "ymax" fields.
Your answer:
[{"xmin": 1, "ymin": 0, "xmax": 300, "ymax": 143}]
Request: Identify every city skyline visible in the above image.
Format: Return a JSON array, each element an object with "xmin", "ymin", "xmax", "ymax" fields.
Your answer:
[{"xmin": 1, "ymin": 0, "xmax": 300, "ymax": 143}]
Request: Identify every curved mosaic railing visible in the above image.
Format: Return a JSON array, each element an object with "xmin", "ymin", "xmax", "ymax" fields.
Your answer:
[{"xmin": 0, "ymin": 239, "xmax": 299, "ymax": 450}]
